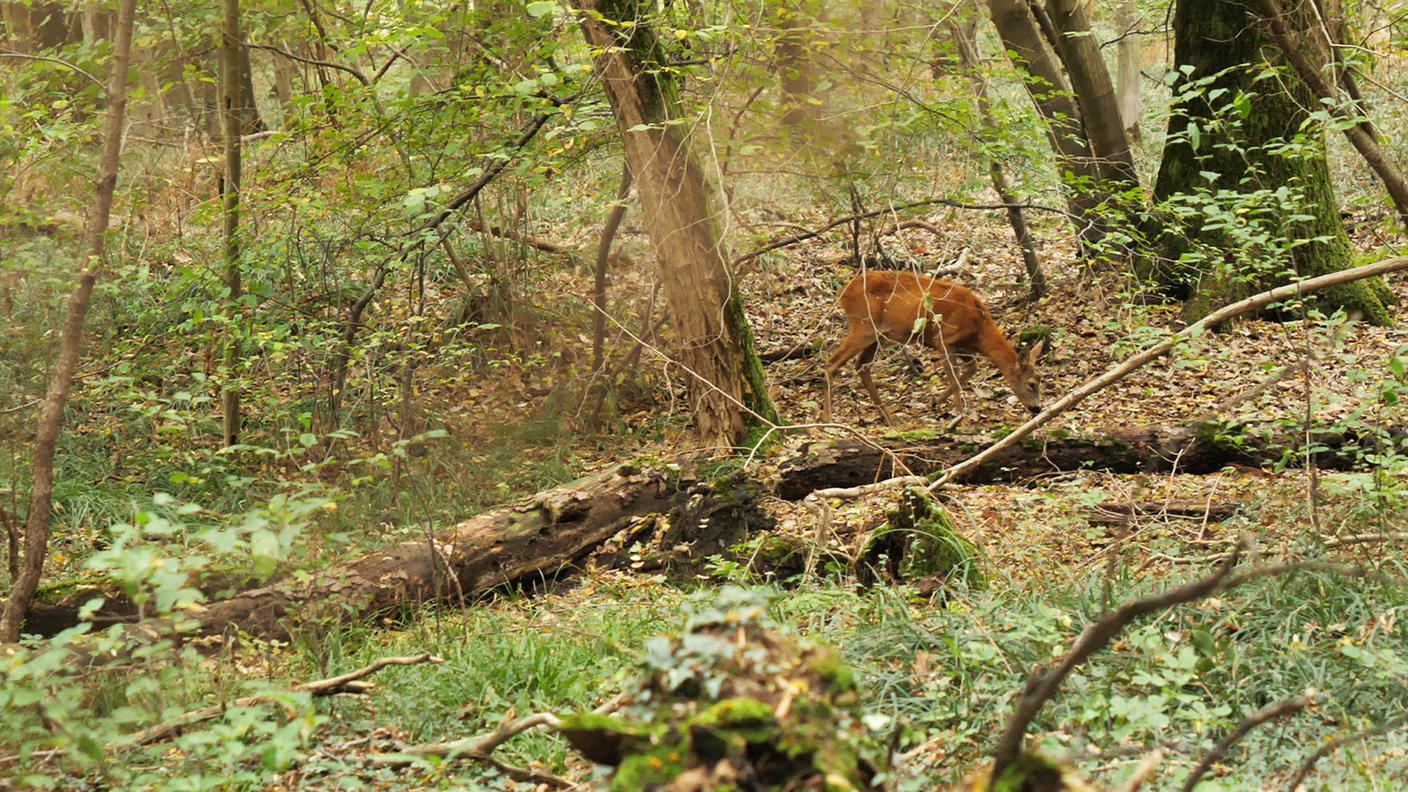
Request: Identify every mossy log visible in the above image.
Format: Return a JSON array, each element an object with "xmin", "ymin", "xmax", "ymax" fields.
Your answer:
[
  {"xmin": 25, "ymin": 464, "xmax": 771, "ymax": 641},
  {"xmin": 774, "ymin": 422, "xmax": 1405, "ymax": 499}
]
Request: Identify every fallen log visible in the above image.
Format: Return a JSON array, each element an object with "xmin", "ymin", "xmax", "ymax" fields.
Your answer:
[
  {"xmin": 774, "ymin": 422, "xmax": 1404, "ymax": 500},
  {"xmin": 192, "ymin": 464, "xmax": 769, "ymax": 642},
  {"xmin": 24, "ymin": 422, "xmax": 1398, "ymax": 641}
]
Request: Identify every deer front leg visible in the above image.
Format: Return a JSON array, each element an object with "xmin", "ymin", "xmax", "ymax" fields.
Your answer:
[{"xmin": 855, "ymin": 343, "xmax": 895, "ymax": 425}]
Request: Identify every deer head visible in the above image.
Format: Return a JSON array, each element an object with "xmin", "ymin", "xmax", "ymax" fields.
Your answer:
[{"xmin": 1005, "ymin": 337, "xmax": 1046, "ymax": 414}]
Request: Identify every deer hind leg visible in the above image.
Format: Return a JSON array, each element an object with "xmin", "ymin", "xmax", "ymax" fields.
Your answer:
[
  {"xmin": 823, "ymin": 327, "xmax": 877, "ymax": 423},
  {"xmin": 855, "ymin": 342, "xmax": 896, "ymax": 426}
]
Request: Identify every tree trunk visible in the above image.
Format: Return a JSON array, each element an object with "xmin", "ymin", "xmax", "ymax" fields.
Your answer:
[
  {"xmin": 271, "ymin": 40, "xmax": 296, "ymax": 109},
  {"xmin": 1150, "ymin": 0, "xmax": 1392, "ymax": 324},
  {"xmin": 952, "ymin": 0, "xmax": 1046, "ymax": 298},
  {"xmin": 235, "ymin": 35, "xmax": 265, "ymax": 135},
  {"xmin": 1114, "ymin": 0, "xmax": 1141, "ymax": 140},
  {"xmin": 775, "ymin": 2, "xmax": 823, "ymax": 130},
  {"xmin": 221, "ymin": 0, "xmax": 243, "ymax": 448},
  {"xmin": 1043, "ymin": 0, "xmax": 1138, "ymax": 189},
  {"xmin": 1251, "ymin": 0, "xmax": 1408, "ymax": 235},
  {"xmin": 573, "ymin": 0, "xmax": 778, "ymax": 451},
  {"xmin": 985, "ymin": 0, "xmax": 1108, "ymax": 250},
  {"xmin": 0, "ymin": 0, "xmax": 137, "ymax": 643}
]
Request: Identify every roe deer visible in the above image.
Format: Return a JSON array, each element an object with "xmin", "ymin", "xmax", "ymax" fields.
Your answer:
[{"xmin": 822, "ymin": 271, "xmax": 1044, "ymax": 424}]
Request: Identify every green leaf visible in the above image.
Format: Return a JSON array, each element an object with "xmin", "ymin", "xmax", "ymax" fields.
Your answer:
[{"xmin": 526, "ymin": 1, "xmax": 555, "ymax": 17}]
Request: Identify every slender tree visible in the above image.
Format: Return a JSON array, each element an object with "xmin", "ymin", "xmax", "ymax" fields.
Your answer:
[
  {"xmin": 951, "ymin": 0, "xmax": 1046, "ymax": 298},
  {"xmin": 572, "ymin": 0, "xmax": 777, "ymax": 451},
  {"xmin": 1114, "ymin": 0, "xmax": 1141, "ymax": 140},
  {"xmin": 985, "ymin": 0, "xmax": 1107, "ymax": 249},
  {"xmin": 1, "ymin": 0, "xmax": 138, "ymax": 642},
  {"xmin": 221, "ymin": 0, "xmax": 243, "ymax": 447},
  {"xmin": 1042, "ymin": 0, "xmax": 1138, "ymax": 189}
]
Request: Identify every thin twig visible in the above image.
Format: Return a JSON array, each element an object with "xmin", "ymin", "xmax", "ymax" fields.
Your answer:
[
  {"xmin": 0, "ymin": 654, "xmax": 440, "ymax": 767},
  {"xmin": 1285, "ymin": 716, "xmax": 1406, "ymax": 791},
  {"xmin": 1182, "ymin": 695, "xmax": 1312, "ymax": 791},
  {"xmin": 0, "ymin": 51, "xmax": 104, "ymax": 89}
]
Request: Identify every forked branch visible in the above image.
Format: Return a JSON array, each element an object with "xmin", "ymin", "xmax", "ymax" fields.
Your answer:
[
  {"xmin": 989, "ymin": 546, "xmax": 1384, "ymax": 784},
  {"xmin": 1182, "ymin": 694, "xmax": 1312, "ymax": 792}
]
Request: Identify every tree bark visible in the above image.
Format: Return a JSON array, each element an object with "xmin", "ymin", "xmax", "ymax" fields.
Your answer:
[
  {"xmin": 573, "ymin": 0, "xmax": 778, "ymax": 450},
  {"xmin": 985, "ymin": 0, "xmax": 1108, "ymax": 249},
  {"xmin": 1150, "ymin": 0, "xmax": 1392, "ymax": 325},
  {"xmin": 191, "ymin": 464, "xmax": 768, "ymax": 641},
  {"xmin": 1250, "ymin": 0, "xmax": 1408, "ymax": 235},
  {"xmin": 221, "ymin": 0, "xmax": 244, "ymax": 448},
  {"xmin": 1114, "ymin": 0, "xmax": 1141, "ymax": 139},
  {"xmin": 0, "ymin": 0, "xmax": 137, "ymax": 643},
  {"xmin": 952, "ymin": 1, "xmax": 1046, "ymax": 298},
  {"xmin": 1043, "ymin": 0, "xmax": 1138, "ymax": 189}
]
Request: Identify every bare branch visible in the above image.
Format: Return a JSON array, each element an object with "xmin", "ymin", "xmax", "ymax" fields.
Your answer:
[
  {"xmin": 0, "ymin": 51, "xmax": 104, "ymax": 89},
  {"xmin": 1182, "ymin": 695, "xmax": 1313, "ymax": 792},
  {"xmin": 248, "ymin": 41, "xmax": 370, "ymax": 85},
  {"xmin": 989, "ymin": 545, "xmax": 1244, "ymax": 780},
  {"xmin": 1286, "ymin": 716, "xmax": 1406, "ymax": 791}
]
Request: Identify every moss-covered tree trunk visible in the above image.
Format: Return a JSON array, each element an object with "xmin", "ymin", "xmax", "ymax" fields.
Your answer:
[
  {"xmin": 574, "ymin": 0, "xmax": 778, "ymax": 451},
  {"xmin": 1151, "ymin": 0, "xmax": 1392, "ymax": 324}
]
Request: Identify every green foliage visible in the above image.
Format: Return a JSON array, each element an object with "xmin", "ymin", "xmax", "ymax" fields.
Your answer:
[
  {"xmin": 866, "ymin": 487, "xmax": 985, "ymax": 590},
  {"xmin": 560, "ymin": 587, "xmax": 883, "ymax": 790}
]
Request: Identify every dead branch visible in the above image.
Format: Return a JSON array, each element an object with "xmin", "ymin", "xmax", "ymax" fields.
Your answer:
[
  {"xmin": 990, "ymin": 547, "xmax": 1390, "ymax": 784},
  {"xmin": 392, "ymin": 712, "xmax": 563, "ymax": 763},
  {"xmin": 1182, "ymin": 695, "xmax": 1312, "ymax": 792},
  {"xmin": 1285, "ymin": 716, "xmax": 1406, "ymax": 791},
  {"xmin": 127, "ymin": 653, "xmax": 441, "ymax": 747},
  {"xmin": 988, "ymin": 544, "xmax": 1245, "ymax": 782}
]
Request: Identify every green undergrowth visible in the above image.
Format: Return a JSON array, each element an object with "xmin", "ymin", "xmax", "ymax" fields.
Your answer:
[{"xmin": 269, "ymin": 558, "xmax": 1408, "ymax": 790}]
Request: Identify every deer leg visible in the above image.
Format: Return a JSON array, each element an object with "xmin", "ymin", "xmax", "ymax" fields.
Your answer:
[
  {"xmin": 934, "ymin": 349, "xmax": 967, "ymax": 413},
  {"xmin": 823, "ymin": 329, "xmax": 875, "ymax": 422},
  {"xmin": 855, "ymin": 342, "xmax": 895, "ymax": 426}
]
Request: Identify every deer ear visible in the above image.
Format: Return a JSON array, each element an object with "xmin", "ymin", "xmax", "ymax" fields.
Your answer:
[{"xmin": 1026, "ymin": 338, "xmax": 1047, "ymax": 364}]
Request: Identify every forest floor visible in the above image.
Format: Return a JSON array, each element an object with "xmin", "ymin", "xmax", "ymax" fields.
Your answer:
[{"xmin": 218, "ymin": 205, "xmax": 1408, "ymax": 790}]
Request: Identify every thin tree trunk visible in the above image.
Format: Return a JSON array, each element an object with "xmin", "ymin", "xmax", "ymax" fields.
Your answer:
[
  {"xmin": 775, "ymin": 3, "xmax": 822, "ymax": 129},
  {"xmin": 592, "ymin": 165, "xmax": 632, "ymax": 373},
  {"xmin": 235, "ymin": 34, "xmax": 264, "ymax": 135},
  {"xmin": 1041, "ymin": 0, "xmax": 1139, "ymax": 189},
  {"xmin": 985, "ymin": 0, "xmax": 1108, "ymax": 249},
  {"xmin": 573, "ymin": 0, "xmax": 778, "ymax": 450},
  {"xmin": 221, "ymin": 0, "xmax": 243, "ymax": 448},
  {"xmin": 952, "ymin": 0, "xmax": 1046, "ymax": 298},
  {"xmin": 1114, "ymin": 0, "xmax": 1141, "ymax": 139},
  {"xmin": 0, "ymin": 0, "xmax": 136, "ymax": 643}
]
